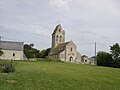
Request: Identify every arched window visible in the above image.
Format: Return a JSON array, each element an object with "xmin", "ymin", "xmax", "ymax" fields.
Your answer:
[
  {"xmin": 60, "ymin": 36, "xmax": 62, "ymax": 42},
  {"xmin": 56, "ymin": 35, "xmax": 58, "ymax": 41}
]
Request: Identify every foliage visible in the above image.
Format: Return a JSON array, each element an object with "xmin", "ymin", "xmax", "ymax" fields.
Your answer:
[
  {"xmin": 96, "ymin": 51, "xmax": 113, "ymax": 67},
  {"xmin": 112, "ymin": 57, "xmax": 120, "ymax": 68},
  {"xmin": 40, "ymin": 48, "xmax": 51, "ymax": 58},
  {"xmin": 0, "ymin": 49, "xmax": 4, "ymax": 56},
  {"xmin": 110, "ymin": 43, "xmax": 120, "ymax": 59},
  {"xmin": 24, "ymin": 44, "xmax": 51, "ymax": 59},
  {"xmin": 110, "ymin": 43, "xmax": 120, "ymax": 68},
  {"xmin": 30, "ymin": 43, "xmax": 34, "ymax": 48},
  {"xmin": 0, "ymin": 61, "xmax": 120, "ymax": 90},
  {"xmin": 0, "ymin": 64, "xmax": 15, "ymax": 73},
  {"xmin": 24, "ymin": 44, "xmax": 40, "ymax": 59},
  {"xmin": 96, "ymin": 43, "xmax": 120, "ymax": 68}
]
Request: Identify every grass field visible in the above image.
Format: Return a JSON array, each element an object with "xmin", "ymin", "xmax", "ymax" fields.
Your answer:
[{"xmin": 0, "ymin": 60, "xmax": 120, "ymax": 90}]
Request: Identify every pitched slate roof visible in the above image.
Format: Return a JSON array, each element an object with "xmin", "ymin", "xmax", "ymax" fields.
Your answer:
[
  {"xmin": 0, "ymin": 41, "xmax": 23, "ymax": 51},
  {"xmin": 49, "ymin": 41, "xmax": 70, "ymax": 55}
]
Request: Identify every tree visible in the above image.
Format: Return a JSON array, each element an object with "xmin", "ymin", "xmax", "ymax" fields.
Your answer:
[
  {"xmin": 24, "ymin": 44, "xmax": 40, "ymax": 59},
  {"xmin": 110, "ymin": 43, "xmax": 120, "ymax": 59},
  {"xmin": 30, "ymin": 43, "xmax": 34, "ymax": 48},
  {"xmin": 96, "ymin": 51, "xmax": 113, "ymax": 67},
  {"xmin": 40, "ymin": 48, "xmax": 51, "ymax": 58},
  {"xmin": 110, "ymin": 43, "xmax": 120, "ymax": 68},
  {"xmin": 0, "ymin": 49, "xmax": 4, "ymax": 56}
]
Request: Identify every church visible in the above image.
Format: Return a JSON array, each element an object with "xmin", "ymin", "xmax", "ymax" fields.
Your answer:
[{"xmin": 48, "ymin": 24, "xmax": 81, "ymax": 63}]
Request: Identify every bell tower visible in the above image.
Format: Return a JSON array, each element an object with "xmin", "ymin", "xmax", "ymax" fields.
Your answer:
[{"xmin": 52, "ymin": 24, "xmax": 65, "ymax": 48}]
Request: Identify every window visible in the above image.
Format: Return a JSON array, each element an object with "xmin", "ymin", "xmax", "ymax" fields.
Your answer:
[
  {"xmin": 59, "ymin": 29, "xmax": 61, "ymax": 32},
  {"xmin": 85, "ymin": 60, "xmax": 87, "ymax": 62},
  {"xmin": 56, "ymin": 35, "xmax": 58, "ymax": 41},
  {"xmin": 60, "ymin": 36, "xmax": 62, "ymax": 42},
  {"xmin": 71, "ymin": 48, "xmax": 72, "ymax": 52},
  {"xmin": 13, "ymin": 53, "xmax": 15, "ymax": 56}
]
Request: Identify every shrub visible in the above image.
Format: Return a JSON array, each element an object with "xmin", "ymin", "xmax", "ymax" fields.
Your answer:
[{"xmin": 0, "ymin": 64, "xmax": 15, "ymax": 73}]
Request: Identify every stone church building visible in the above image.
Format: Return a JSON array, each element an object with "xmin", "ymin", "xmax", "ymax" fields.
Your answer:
[
  {"xmin": 0, "ymin": 41, "xmax": 24, "ymax": 60},
  {"xmin": 48, "ymin": 24, "xmax": 81, "ymax": 63}
]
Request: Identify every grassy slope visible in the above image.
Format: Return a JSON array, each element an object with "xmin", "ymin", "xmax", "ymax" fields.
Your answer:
[{"xmin": 0, "ymin": 61, "xmax": 120, "ymax": 90}]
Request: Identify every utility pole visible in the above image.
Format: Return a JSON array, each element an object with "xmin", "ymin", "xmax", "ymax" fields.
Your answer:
[
  {"xmin": 95, "ymin": 42, "xmax": 96, "ymax": 57},
  {"xmin": 95, "ymin": 42, "xmax": 97, "ymax": 65}
]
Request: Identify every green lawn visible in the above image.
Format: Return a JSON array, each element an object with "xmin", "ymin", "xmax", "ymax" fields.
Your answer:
[{"xmin": 0, "ymin": 60, "xmax": 120, "ymax": 90}]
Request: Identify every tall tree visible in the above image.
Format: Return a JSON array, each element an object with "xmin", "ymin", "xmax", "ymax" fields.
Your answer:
[
  {"xmin": 110, "ymin": 43, "xmax": 120, "ymax": 68},
  {"xmin": 110, "ymin": 43, "xmax": 120, "ymax": 59}
]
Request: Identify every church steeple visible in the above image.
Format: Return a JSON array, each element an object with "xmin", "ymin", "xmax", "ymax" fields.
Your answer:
[{"xmin": 52, "ymin": 24, "xmax": 65, "ymax": 48}]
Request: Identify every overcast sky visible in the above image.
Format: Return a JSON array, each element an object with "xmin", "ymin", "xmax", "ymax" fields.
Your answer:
[{"xmin": 0, "ymin": 0, "xmax": 120, "ymax": 57}]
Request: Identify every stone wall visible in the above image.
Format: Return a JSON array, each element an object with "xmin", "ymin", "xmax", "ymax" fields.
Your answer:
[
  {"xmin": 0, "ymin": 50, "xmax": 24, "ymax": 60},
  {"xmin": 59, "ymin": 50, "xmax": 65, "ymax": 61},
  {"xmin": 76, "ymin": 52, "xmax": 81, "ymax": 63}
]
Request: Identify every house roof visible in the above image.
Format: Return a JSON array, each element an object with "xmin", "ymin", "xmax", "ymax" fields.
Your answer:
[
  {"xmin": 49, "ymin": 41, "xmax": 70, "ymax": 55},
  {"xmin": 81, "ymin": 55, "xmax": 88, "ymax": 58}
]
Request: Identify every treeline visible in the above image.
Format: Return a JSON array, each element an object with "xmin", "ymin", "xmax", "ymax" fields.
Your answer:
[
  {"xmin": 24, "ymin": 44, "xmax": 50, "ymax": 59},
  {"xmin": 96, "ymin": 43, "xmax": 120, "ymax": 68},
  {"xmin": 24, "ymin": 43, "xmax": 120, "ymax": 68}
]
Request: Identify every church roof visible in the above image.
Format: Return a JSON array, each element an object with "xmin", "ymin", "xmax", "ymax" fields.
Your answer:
[
  {"xmin": 52, "ymin": 24, "xmax": 62, "ymax": 35},
  {"xmin": 49, "ymin": 41, "xmax": 70, "ymax": 55},
  {"xmin": 0, "ymin": 41, "xmax": 23, "ymax": 51},
  {"xmin": 55, "ymin": 41, "xmax": 69, "ymax": 49}
]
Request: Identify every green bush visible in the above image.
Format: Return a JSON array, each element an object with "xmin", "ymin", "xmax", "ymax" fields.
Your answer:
[
  {"xmin": 96, "ymin": 51, "xmax": 113, "ymax": 67},
  {"xmin": 0, "ymin": 64, "xmax": 15, "ymax": 73}
]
